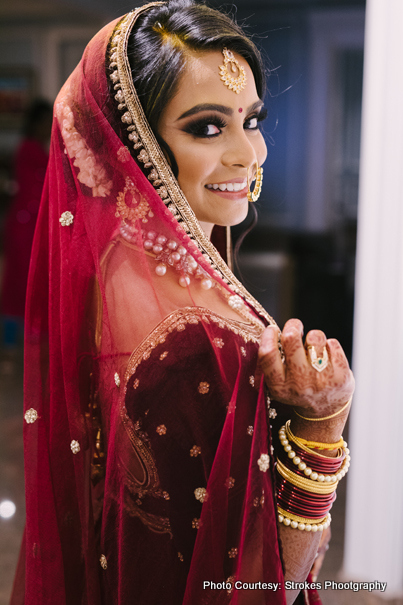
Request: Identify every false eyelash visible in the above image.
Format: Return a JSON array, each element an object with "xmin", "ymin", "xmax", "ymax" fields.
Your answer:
[
  {"xmin": 255, "ymin": 107, "xmax": 268, "ymax": 123},
  {"xmin": 183, "ymin": 115, "xmax": 227, "ymax": 138}
]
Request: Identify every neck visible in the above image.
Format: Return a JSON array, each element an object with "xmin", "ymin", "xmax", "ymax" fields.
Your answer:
[{"xmin": 198, "ymin": 220, "xmax": 214, "ymax": 239}]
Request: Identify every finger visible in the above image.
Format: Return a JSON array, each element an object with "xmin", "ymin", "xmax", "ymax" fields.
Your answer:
[
  {"xmin": 257, "ymin": 325, "xmax": 285, "ymax": 384},
  {"xmin": 326, "ymin": 338, "xmax": 350, "ymax": 372},
  {"xmin": 281, "ymin": 319, "xmax": 307, "ymax": 369},
  {"xmin": 305, "ymin": 329, "xmax": 327, "ymax": 350}
]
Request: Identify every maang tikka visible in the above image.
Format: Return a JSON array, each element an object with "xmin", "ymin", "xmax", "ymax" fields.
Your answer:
[{"xmin": 219, "ymin": 48, "xmax": 247, "ymax": 94}]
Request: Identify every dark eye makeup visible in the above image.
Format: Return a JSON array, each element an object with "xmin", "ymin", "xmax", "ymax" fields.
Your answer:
[{"xmin": 182, "ymin": 107, "xmax": 268, "ymax": 139}]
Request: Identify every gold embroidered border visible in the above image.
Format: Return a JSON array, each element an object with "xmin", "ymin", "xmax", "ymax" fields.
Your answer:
[
  {"xmin": 123, "ymin": 307, "xmax": 263, "ymax": 389},
  {"xmin": 108, "ymin": 7, "xmax": 276, "ymax": 327}
]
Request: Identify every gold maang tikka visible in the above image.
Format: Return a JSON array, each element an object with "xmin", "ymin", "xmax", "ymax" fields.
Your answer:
[{"xmin": 219, "ymin": 48, "xmax": 247, "ymax": 94}]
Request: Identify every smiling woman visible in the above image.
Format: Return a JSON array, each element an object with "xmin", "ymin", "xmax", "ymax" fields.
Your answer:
[{"xmin": 12, "ymin": 1, "xmax": 354, "ymax": 605}]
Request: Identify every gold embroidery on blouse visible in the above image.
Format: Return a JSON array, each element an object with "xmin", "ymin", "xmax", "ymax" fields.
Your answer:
[
  {"xmin": 213, "ymin": 337, "xmax": 224, "ymax": 348},
  {"xmin": 249, "ymin": 375, "xmax": 255, "ymax": 387},
  {"xmin": 190, "ymin": 445, "xmax": 201, "ymax": 457},
  {"xmin": 194, "ymin": 487, "xmax": 208, "ymax": 503},
  {"xmin": 124, "ymin": 307, "xmax": 263, "ymax": 388},
  {"xmin": 178, "ymin": 552, "xmax": 184, "ymax": 562},
  {"xmin": 247, "ymin": 425, "xmax": 254, "ymax": 436},
  {"xmin": 159, "ymin": 351, "xmax": 168, "ymax": 360},
  {"xmin": 228, "ymin": 547, "xmax": 238, "ymax": 559},
  {"xmin": 156, "ymin": 424, "xmax": 167, "ymax": 435},
  {"xmin": 192, "ymin": 517, "xmax": 201, "ymax": 529},
  {"xmin": 240, "ymin": 346, "xmax": 247, "ymax": 357},
  {"xmin": 100, "ymin": 554, "xmax": 108, "ymax": 569},
  {"xmin": 198, "ymin": 382, "xmax": 210, "ymax": 395},
  {"xmin": 108, "ymin": 9, "xmax": 277, "ymax": 328},
  {"xmin": 133, "ymin": 378, "xmax": 140, "ymax": 389},
  {"xmin": 226, "ymin": 477, "xmax": 235, "ymax": 489}
]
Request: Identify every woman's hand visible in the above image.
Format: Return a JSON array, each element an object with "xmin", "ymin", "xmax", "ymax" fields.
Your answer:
[{"xmin": 256, "ymin": 318, "xmax": 354, "ymax": 418}]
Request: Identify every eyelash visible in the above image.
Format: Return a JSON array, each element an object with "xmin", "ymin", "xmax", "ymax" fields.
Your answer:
[{"xmin": 183, "ymin": 108, "xmax": 268, "ymax": 139}]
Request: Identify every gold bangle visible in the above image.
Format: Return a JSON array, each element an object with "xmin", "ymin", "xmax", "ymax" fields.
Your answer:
[
  {"xmin": 276, "ymin": 459, "xmax": 338, "ymax": 494},
  {"xmin": 293, "ymin": 397, "xmax": 352, "ymax": 422},
  {"xmin": 285, "ymin": 421, "xmax": 344, "ymax": 459},
  {"xmin": 277, "ymin": 507, "xmax": 327, "ymax": 526},
  {"xmin": 294, "ymin": 436, "xmax": 344, "ymax": 450}
]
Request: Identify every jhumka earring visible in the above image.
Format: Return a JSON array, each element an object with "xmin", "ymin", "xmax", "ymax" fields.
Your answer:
[
  {"xmin": 219, "ymin": 48, "xmax": 247, "ymax": 94},
  {"xmin": 247, "ymin": 162, "xmax": 263, "ymax": 203}
]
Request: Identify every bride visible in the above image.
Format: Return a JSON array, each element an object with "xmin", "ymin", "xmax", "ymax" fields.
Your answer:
[{"xmin": 13, "ymin": 1, "xmax": 354, "ymax": 604}]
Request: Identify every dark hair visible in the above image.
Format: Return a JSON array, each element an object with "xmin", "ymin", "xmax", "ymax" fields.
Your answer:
[{"xmin": 128, "ymin": 0, "xmax": 266, "ymax": 175}]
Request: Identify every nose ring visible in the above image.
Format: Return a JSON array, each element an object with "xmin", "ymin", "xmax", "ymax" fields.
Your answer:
[{"xmin": 247, "ymin": 161, "xmax": 263, "ymax": 203}]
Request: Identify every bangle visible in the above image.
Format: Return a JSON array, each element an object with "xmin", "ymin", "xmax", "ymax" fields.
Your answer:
[
  {"xmin": 285, "ymin": 421, "xmax": 345, "ymax": 460},
  {"xmin": 296, "ymin": 437, "xmax": 344, "ymax": 450},
  {"xmin": 278, "ymin": 508, "xmax": 331, "ymax": 532},
  {"xmin": 293, "ymin": 397, "xmax": 352, "ymax": 422},
  {"xmin": 276, "ymin": 459, "xmax": 338, "ymax": 495}
]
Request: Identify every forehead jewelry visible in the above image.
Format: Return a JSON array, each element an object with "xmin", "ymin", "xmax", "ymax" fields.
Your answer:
[
  {"xmin": 219, "ymin": 48, "xmax": 247, "ymax": 94},
  {"xmin": 247, "ymin": 162, "xmax": 263, "ymax": 203},
  {"xmin": 306, "ymin": 345, "xmax": 329, "ymax": 372}
]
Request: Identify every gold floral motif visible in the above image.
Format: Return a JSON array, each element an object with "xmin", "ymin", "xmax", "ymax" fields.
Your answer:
[
  {"xmin": 226, "ymin": 477, "xmax": 235, "ymax": 489},
  {"xmin": 247, "ymin": 425, "xmax": 254, "ymax": 436},
  {"xmin": 240, "ymin": 346, "xmax": 247, "ymax": 357},
  {"xmin": 192, "ymin": 517, "xmax": 201, "ymax": 529},
  {"xmin": 227, "ymin": 576, "xmax": 235, "ymax": 594},
  {"xmin": 268, "ymin": 408, "xmax": 277, "ymax": 419},
  {"xmin": 194, "ymin": 487, "xmax": 208, "ymax": 503},
  {"xmin": 109, "ymin": 10, "xmax": 277, "ymax": 328},
  {"xmin": 70, "ymin": 440, "xmax": 80, "ymax": 454},
  {"xmin": 228, "ymin": 547, "xmax": 238, "ymax": 559},
  {"xmin": 198, "ymin": 382, "xmax": 210, "ymax": 395},
  {"xmin": 24, "ymin": 408, "xmax": 38, "ymax": 424},
  {"xmin": 159, "ymin": 351, "xmax": 168, "ymax": 360},
  {"xmin": 133, "ymin": 378, "xmax": 140, "ymax": 389},
  {"xmin": 59, "ymin": 211, "xmax": 74, "ymax": 226},
  {"xmin": 249, "ymin": 375, "xmax": 255, "ymax": 387},
  {"xmin": 213, "ymin": 337, "xmax": 224, "ymax": 348},
  {"xmin": 156, "ymin": 424, "xmax": 167, "ymax": 435},
  {"xmin": 178, "ymin": 552, "xmax": 184, "ymax": 562},
  {"xmin": 190, "ymin": 445, "xmax": 201, "ymax": 457},
  {"xmin": 257, "ymin": 454, "xmax": 270, "ymax": 472},
  {"xmin": 100, "ymin": 554, "xmax": 107, "ymax": 570},
  {"xmin": 116, "ymin": 176, "xmax": 152, "ymax": 223},
  {"xmin": 114, "ymin": 372, "xmax": 121, "ymax": 387}
]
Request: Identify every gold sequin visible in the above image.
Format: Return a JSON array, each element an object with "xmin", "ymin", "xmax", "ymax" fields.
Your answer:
[
  {"xmin": 198, "ymin": 382, "xmax": 210, "ymax": 394},
  {"xmin": 247, "ymin": 425, "xmax": 254, "ymax": 436},
  {"xmin": 70, "ymin": 440, "xmax": 80, "ymax": 454},
  {"xmin": 257, "ymin": 454, "xmax": 270, "ymax": 472},
  {"xmin": 190, "ymin": 445, "xmax": 201, "ymax": 457},
  {"xmin": 249, "ymin": 375, "xmax": 255, "ymax": 387},
  {"xmin": 240, "ymin": 346, "xmax": 247, "ymax": 357},
  {"xmin": 159, "ymin": 351, "xmax": 169, "ymax": 361},
  {"xmin": 100, "ymin": 554, "xmax": 107, "ymax": 569},
  {"xmin": 156, "ymin": 425, "xmax": 167, "ymax": 435},
  {"xmin": 192, "ymin": 517, "xmax": 200, "ymax": 529},
  {"xmin": 226, "ymin": 477, "xmax": 235, "ymax": 489},
  {"xmin": 114, "ymin": 372, "xmax": 121, "ymax": 387},
  {"xmin": 133, "ymin": 378, "xmax": 139, "ymax": 389},
  {"xmin": 194, "ymin": 487, "xmax": 208, "ymax": 503},
  {"xmin": 213, "ymin": 337, "xmax": 224, "ymax": 348},
  {"xmin": 228, "ymin": 547, "xmax": 238, "ymax": 559},
  {"xmin": 24, "ymin": 408, "xmax": 38, "ymax": 424},
  {"xmin": 178, "ymin": 552, "xmax": 184, "ymax": 562},
  {"xmin": 59, "ymin": 211, "xmax": 74, "ymax": 226}
]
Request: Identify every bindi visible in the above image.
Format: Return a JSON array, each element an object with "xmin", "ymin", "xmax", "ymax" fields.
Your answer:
[{"xmin": 238, "ymin": 108, "xmax": 243, "ymax": 113}]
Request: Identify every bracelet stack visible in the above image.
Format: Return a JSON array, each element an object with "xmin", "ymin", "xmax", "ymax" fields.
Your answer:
[{"xmin": 276, "ymin": 420, "xmax": 350, "ymax": 532}]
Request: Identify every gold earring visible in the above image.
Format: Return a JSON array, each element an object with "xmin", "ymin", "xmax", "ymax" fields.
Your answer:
[{"xmin": 247, "ymin": 163, "xmax": 263, "ymax": 202}]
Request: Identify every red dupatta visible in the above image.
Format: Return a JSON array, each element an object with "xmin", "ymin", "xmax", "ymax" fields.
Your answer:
[{"xmin": 14, "ymin": 5, "xmax": 289, "ymax": 604}]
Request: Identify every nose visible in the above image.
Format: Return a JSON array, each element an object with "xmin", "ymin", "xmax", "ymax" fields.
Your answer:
[{"xmin": 221, "ymin": 129, "xmax": 266, "ymax": 172}]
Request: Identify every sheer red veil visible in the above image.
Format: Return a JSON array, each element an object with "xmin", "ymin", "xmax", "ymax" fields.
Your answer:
[{"xmin": 13, "ymin": 4, "xmax": 288, "ymax": 604}]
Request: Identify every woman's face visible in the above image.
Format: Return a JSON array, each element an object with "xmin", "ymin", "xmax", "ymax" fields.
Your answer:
[{"xmin": 158, "ymin": 50, "xmax": 267, "ymax": 236}]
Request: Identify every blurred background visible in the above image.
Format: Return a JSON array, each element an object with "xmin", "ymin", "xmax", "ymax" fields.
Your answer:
[{"xmin": 1, "ymin": 0, "xmax": 399, "ymax": 604}]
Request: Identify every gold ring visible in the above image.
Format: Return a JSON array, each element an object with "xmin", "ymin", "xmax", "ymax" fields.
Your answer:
[{"xmin": 306, "ymin": 345, "xmax": 329, "ymax": 372}]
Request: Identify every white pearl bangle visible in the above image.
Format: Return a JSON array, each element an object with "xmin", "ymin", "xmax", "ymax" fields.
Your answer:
[
  {"xmin": 278, "ymin": 512, "xmax": 332, "ymax": 532},
  {"xmin": 279, "ymin": 426, "xmax": 350, "ymax": 483}
]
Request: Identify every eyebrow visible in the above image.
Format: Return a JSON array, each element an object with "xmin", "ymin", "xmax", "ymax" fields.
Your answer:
[{"xmin": 177, "ymin": 100, "xmax": 263, "ymax": 121}]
